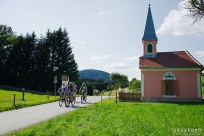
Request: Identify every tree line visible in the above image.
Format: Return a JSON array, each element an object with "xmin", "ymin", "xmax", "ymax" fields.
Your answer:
[
  {"xmin": 78, "ymin": 72, "xmax": 130, "ymax": 95},
  {"xmin": 78, "ymin": 78, "xmax": 112, "ymax": 95},
  {"xmin": 0, "ymin": 25, "xmax": 79, "ymax": 92}
]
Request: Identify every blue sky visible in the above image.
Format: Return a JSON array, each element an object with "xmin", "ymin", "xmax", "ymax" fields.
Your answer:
[{"xmin": 0, "ymin": 0, "xmax": 204, "ymax": 80}]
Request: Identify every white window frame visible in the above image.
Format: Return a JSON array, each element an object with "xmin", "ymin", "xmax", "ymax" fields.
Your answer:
[{"xmin": 163, "ymin": 72, "xmax": 176, "ymax": 80}]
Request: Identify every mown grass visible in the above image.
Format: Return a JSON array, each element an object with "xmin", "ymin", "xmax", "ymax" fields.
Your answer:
[
  {"xmin": 203, "ymin": 86, "xmax": 204, "ymax": 99},
  {"xmin": 0, "ymin": 89, "xmax": 58, "ymax": 112},
  {"xmin": 103, "ymin": 89, "xmax": 117, "ymax": 96},
  {"xmin": 103, "ymin": 88, "xmax": 141, "ymax": 96},
  {"xmin": 7, "ymin": 98, "xmax": 204, "ymax": 136}
]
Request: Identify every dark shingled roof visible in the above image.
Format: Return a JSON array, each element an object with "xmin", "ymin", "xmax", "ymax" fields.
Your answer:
[
  {"xmin": 142, "ymin": 5, "xmax": 158, "ymax": 41},
  {"xmin": 139, "ymin": 51, "xmax": 203, "ymax": 69}
]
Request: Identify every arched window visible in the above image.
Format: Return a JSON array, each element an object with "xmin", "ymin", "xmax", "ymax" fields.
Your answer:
[
  {"xmin": 163, "ymin": 72, "xmax": 176, "ymax": 80},
  {"xmin": 147, "ymin": 44, "xmax": 153, "ymax": 53}
]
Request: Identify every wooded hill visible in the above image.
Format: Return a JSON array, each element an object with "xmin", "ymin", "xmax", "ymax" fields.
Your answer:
[{"xmin": 79, "ymin": 69, "xmax": 110, "ymax": 80}]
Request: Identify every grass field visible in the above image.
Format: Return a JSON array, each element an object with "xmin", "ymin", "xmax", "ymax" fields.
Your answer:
[
  {"xmin": 103, "ymin": 89, "xmax": 117, "ymax": 96},
  {"xmin": 203, "ymin": 86, "xmax": 204, "ymax": 99},
  {"xmin": 0, "ymin": 89, "xmax": 58, "ymax": 112},
  {"xmin": 7, "ymin": 98, "xmax": 204, "ymax": 136}
]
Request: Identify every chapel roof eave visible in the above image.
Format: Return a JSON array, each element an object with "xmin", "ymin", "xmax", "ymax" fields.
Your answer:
[{"xmin": 139, "ymin": 51, "xmax": 204, "ymax": 69}]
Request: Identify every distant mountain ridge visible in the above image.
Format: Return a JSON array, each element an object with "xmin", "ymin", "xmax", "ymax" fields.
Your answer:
[{"xmin": 79, "ymin": 69, "xmax": 110, "ymax": 80}]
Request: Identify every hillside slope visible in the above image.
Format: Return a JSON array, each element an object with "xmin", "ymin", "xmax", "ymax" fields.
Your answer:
[{"xmin": 79, "ymin": 69, "xmax": 110, "ymax": 80}]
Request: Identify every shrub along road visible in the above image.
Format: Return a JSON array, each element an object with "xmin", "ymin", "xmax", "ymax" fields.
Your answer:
[{"xmin": 0, "ymin": 96, "xmax": 112, "ymax": 135}]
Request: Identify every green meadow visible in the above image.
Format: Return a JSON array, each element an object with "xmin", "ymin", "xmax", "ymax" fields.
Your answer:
[
  {"xmin": 203, "ymin": 86, "xmax": 204, "ymax": 99},
  {"xmin": 0, "ymin": 89, "xmax": 58, "ymax": 112},
  {"xmin": 8, "ymin": 98, "xmax": 204, "ymax": 136}
]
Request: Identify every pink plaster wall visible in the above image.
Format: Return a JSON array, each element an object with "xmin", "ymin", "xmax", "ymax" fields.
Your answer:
[{"xmin": 142, "ymin": 70, "xmax": 200, "ymax": 99}]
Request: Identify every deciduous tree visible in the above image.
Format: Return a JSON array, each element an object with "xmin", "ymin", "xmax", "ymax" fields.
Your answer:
[
  {"xmin": 182, "ymin": 0, "xmax": 204, "ymax": 23},
  {"xmin": 129, "ymin": 78, "xmax": 141, "ymax": 90},
  {"xmin": 109, "ymin": 72, "xmax": 128, "ymax": 89}
]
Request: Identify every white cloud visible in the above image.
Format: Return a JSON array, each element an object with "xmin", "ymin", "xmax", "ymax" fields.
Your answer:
[
  {"xmin": 104, "ymin": 62, "xmax": 132, "ymax": 70},
  {"xmin": 80, "ymin": 41, "xmax": 86, "ymax": 44},
  {"xmin": 195, "ymin": 50, "xmax": 204, "ymax": 58},
  {"xmin": 98, "ymin": 11, "xmax": 105, "ymax": 16},
  {"xmin": 124, "ymin": 56, "xmax": 139, "ymax": 61},
  {"xmin": 98, "ymin": 10, "xmax": 111, "ymax": 16},
  {"xmin": 157, "ymin": 0, "xmax": 204, "ymax": 40},
  {"xmin": 104, "ymin": 62, "xmax": 140, "ymax": 80},
  {"xmin": 90, "ymin": 55, "xmax": 110, "ymax": 61}
]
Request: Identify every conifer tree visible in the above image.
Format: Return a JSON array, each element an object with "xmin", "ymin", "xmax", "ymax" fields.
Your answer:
[
  {"xmin": 0, "ymin": 25, "xmax": 78, "ymax": 92},
  {"xmin": 0, "ymin": 25, "xmax": 16, "ymax": 84},
  {"xmin": 35, "ymin": 28, "xmax": 79, "ymax": 91}
]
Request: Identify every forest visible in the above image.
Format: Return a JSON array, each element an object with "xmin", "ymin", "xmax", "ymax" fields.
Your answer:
[{"xmin": 0, "ymin": 25, "xmax": 79, "ymax": 92}]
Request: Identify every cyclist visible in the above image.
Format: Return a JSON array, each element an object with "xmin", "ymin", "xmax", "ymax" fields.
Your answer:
[
  {"xmin": 72, "ymin": 82, "xmax": 77, "ymax": 98},
  {"xmin": 57, "ymin": 82, "xmax": 67, "ymax": 98},
  {"xmin": 80, "ymin": 82, "xmax": 87, "ymax": 99},
  {"xmin": 67, "ymin": 82, "xmax": 77, "ymax": 105},
  {"xmin": 67, "ymin": 82, "xmax": 73, "ymax": 95}
]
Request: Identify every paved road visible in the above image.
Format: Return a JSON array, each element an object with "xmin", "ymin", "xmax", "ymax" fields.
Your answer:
[{"xmin": 0, "ymin": 96, "xmax": 112, "ymax": 135}]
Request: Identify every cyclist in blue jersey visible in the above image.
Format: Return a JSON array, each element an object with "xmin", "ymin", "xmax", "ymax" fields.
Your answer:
[
  {"xmin": 68, "ymin": 82, "xmax": 73, "ymax": 94},
  {"xmin": 57, "ymin": 82, "xmax": 67, "ymax": 97}
]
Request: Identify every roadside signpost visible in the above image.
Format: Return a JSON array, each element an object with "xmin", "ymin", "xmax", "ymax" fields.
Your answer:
[
  {"xmin": 22, "ymin": 88, "xmax": 25, "ymax": 101},
  {"xmin": 54, "ymin": 75, "xmax": 69, "ymax": 98},
  {"xmin": 54, "ymin": 76, "xmax": 57, "ymax": 84},
  {"xmin": 61, "ymin": 75, "xmax": 69, "ymax": 86},
  {"xmin": 54, "ymin": 76, "xmax": 57, "ymax": 98}
]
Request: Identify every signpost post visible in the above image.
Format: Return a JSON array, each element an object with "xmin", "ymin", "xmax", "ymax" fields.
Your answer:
[{"xmin": 54, "ymin": 76, "xmax": 57, "ymax": 98}]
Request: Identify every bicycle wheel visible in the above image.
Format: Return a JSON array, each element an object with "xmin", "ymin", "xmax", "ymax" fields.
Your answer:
[
  {"xmin": 66, "ymin": 96, "xmax": 70, "ymax": 107},
  {"xmin": 85, "ymin": 95, "xmax": 87, "ymax": 102},
  {"xmin": 64, "ymin": 95, "xmax": 68, "ymax": 107},
  {"xmin": 81, "ymin": 95, "xmax": 83, "ymax": 103},
  {"xmin": 69, "ymin": 96, "xmax": 73, "ymax": 107},
  {"xmin": 59, "ymin": 96, "xmax": 63, "ymax": 107},
  {"xmin": 82, "ymin": 96, "xmax": 86, "ymax": 103},
  {"xmin": 71, "ymin": 96, "xmax": 75, "ymax": 106},
  {"xmin": 73, "ymin": 96, "xmax": 76, "ymax": 105}
]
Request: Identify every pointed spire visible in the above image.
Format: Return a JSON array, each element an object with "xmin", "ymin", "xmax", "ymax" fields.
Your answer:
[{"xmin": 142, "ymin": 4, "xmax": 158, "ymax": 41}]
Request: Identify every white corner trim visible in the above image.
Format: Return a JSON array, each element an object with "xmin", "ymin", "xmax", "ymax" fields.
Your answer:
[
  {"xmin": 197, "ymin": 72, "xmax": 201, "ymax": 98},
  {"xmin": 141, "ymin": 74, "xmax": 144, "ymax": 97}
]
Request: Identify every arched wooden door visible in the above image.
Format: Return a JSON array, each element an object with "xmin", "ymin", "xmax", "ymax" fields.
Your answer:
[{"xmin": 161, "ymin": 72, "xmax": 178, "ymax": 96}]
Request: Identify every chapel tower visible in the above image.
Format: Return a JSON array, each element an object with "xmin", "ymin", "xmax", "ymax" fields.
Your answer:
[{"xmin": 142, "ymin": 4, "xmax": 158, "ymax": 58}]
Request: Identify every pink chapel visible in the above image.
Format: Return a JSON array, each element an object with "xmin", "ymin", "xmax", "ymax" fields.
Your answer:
[{"xmin": 139, "ymin": 4, "xmax": 204, "ymax": 101}]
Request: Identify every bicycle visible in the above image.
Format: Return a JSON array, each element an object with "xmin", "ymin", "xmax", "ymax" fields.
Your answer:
[
  {"xmin": 81, "ymin": 91, "xmax": 87, "ymax": 103},
  {"xmin": 58, "ymin": 92, "xmax": 68, "ymax": 107},
  {"xmin": 67, "ymin": 92, "xmax": 75, "ymax": 107},
  {"xmin": 72, "ymin": 92, "xmax": 76, "ymax": 105}
]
